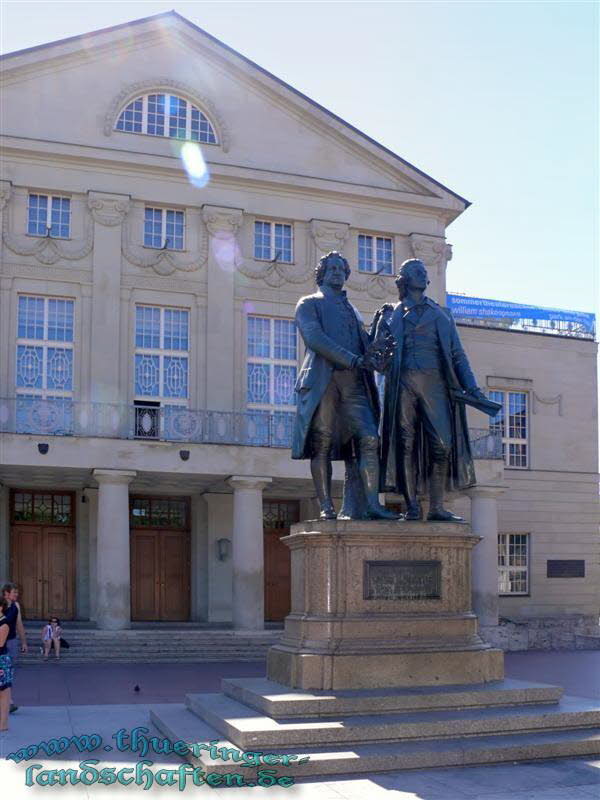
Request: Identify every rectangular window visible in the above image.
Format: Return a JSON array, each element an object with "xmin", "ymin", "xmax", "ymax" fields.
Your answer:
[
  {"xmin": 16, "ymin": 295, "xmax": 74, "ymax": 434},
  {"xmin": 144, "ymin": 207, "xmax": 185, "ymax": 250},
  {"xmin": 498, "ymin": 533, "xmax": 529, "ymax": 595},
  {"xmin": 134, "ymin": 305, "xmax": 189, "ymax": 403},
  {"xmin": 358, "ymin": 234, "xmax": 393, "ymax": 274},
  {"xmin": 488, "ymin": 390, "xmax": 528, "ymax": 468},
  {"xmin": 28, "ymin": 194, "xmax": 71, "ymax": 238},
  {"xmin": 246, "ymin": 315, "xmax": 297, "ymax": 446},
  {"xmin": 254, "ymin": 221, "xmax": 293, "ymax": 263},
  {"xmin": 247, "ymin": 316, "xmax": 297, "ymax": 409}
]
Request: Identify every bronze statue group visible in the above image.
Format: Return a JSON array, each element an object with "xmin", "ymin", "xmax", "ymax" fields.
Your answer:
[{"xmin": 292, "ymin": 252, "xmax": 499, "ymax": 522}]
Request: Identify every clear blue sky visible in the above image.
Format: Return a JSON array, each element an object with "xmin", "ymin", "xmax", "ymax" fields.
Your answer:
[{"xmin": 2, "ymin": 1, "xmax": 598, "ymax": 315}]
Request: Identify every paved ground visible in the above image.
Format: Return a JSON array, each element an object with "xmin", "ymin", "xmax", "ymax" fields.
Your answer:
[{"xmin": 1, "ymin": 652, "xmax": 598, "ymax": 798}]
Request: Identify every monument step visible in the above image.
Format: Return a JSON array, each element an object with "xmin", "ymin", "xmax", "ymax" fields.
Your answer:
[
  {"xmin": 221, "ymin": 677, "xmax": 564, "ymax": 718},
  {"xmin": 150, "ymin": 704, "xmax": 600, "ymax": 777},
  {"xmin": 185, "ymin": 691, "xmax": 600, "ymax": 750}
]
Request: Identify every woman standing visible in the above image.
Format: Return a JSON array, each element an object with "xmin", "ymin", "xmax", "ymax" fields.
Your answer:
[
  {"xmin": 0, "ymin": 597, "xmax": 14, "ymax": 730},
  {"xmin": 42, "ymin": 618, "xmax": 62, "ymax": 661}
]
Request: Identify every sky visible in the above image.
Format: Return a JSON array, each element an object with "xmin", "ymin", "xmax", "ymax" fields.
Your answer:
[{"xmin": 1, "ymin": 0, "xmax": 598, "ymax": 316}]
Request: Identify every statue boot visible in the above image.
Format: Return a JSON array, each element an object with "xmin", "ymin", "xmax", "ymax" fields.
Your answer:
[
  {"xmin": 311, "ymin": 454, "xmax": 337, "ymax": 519},
  {"xmin": 427, "ymin": 461, "xmax": 464, "ymax": 522},
  {"xmin": 360, "ymin": 446, "xmax": 400, "ymax": 520},
  {"xmin": 401, "ymin": 453, "xmax": 422, "ymax": 520}
]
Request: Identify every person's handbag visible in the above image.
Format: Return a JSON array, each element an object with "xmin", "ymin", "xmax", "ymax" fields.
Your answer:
[{"xmin": 60, "ymin": 637, "xmax": 70, "ymax": 649}]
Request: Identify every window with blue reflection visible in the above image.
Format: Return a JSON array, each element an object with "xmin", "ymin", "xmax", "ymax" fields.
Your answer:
[
  {"xmin": 247, "ymin": 316, "xmax": 271, "ymax": 358},
  {"xmin": 163, "ymin": 356, "xmax": 188, "ymax": 398},
  {"xmin": 247, "ymin": 363, "xmax": 270, "ymax": 404},
  {"xmin": 358, "ymin": 234, "xmax": 393, "ymax": 274},
  {"xmin": 18, "ymin": 296, "xmax": 45, "ymax": 340},
  {"xmin": 135, "ymin": 306, "xmax": 161, "ymax": 349},
  {"xmin": 164, "ymin": 309, "xmax": 189, "ymax": 351},
  {"xmin": 254, "ymin": 221, "xmax": 293, "ymax": 262},
  {"xmin": 27, "ymin": 194, "xmax": 70, "ymax": 238},
  {"xmin": 115, "ymin": 93, "xmax": 217, "ymax": 144},
  {"xmin": 135, "ymin": 354, "xmax": 160, "ymax": 396}
]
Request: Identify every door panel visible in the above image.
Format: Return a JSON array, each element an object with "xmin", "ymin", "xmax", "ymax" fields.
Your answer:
[
  {"xmin": 44, "ymin": 528, "xmax": 74, "ymax": 619},
  {"xmin": 160, "ymin": 532, "xmax": 190, "ymax": 621},
  {"xmin": 10, "ymin": 527, "xmax": 43, "ymax": 619},
  {"xmin": 263, "ymin": 501, "xmax": 299, "ymax": 622},
  {"xmin": 131, "ymin": 529, "xmax": 190, "ymax": 621},
  {"xmin": 264, "ymin": 531, "xmax": 291, "ymax": 621},
  {"xmin": 131, "ymin": 532, "xmax": 159, "ymax": 621}
]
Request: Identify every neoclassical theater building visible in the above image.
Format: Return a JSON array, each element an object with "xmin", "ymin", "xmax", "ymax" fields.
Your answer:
[{"xmin": 0, "ymin": 12, "xmax": 597, "ymax": 648}]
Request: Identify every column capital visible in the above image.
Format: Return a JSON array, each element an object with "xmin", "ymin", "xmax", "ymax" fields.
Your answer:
[
  {"xmin": 0, "ymin": 180, "xmax": 12, "ymax": 211},
  {"xmin": 202, "ymin": 205, "xmax": 243, "ymax": 235},
  {"xmin": 466, "ymin": 483, "xmax": 508, "ymax": 500},
  {"xmin": 309, "ymin": 219, "xmax": 350, "ymax": 254},
  {"xmin": 82, "ymin": 486, "xmax": 99, "ymax": 497},
  {"xmin": 87, "ymin": 191, "xmax": 131, "ymax": 226},
  {"xmin": 409, "ymin": 233, "xmax": 452, "ymax": 269},
  {"xmin": 228, "ymin": 475, "xmax": 272, "ymax": 492},
  {"xmin": 93, "ymin": 469, "xmax": 136, "ymax": 485}
]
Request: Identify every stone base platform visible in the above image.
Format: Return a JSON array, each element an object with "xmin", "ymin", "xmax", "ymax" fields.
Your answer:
[
  {"xmin": 267, "ymin": 518, "xmax": 503, "ymax": 690},
  {"xmin": 150, "ymin": 676, "xmax": 600, "ymax": 778}
]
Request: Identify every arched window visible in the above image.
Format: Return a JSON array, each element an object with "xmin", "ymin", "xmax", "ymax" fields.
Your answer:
[{"xmin": 115, "ymin": 93, "xmax": 218, "ymax": 144}]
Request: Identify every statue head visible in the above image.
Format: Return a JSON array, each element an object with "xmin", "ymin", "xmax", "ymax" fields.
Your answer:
[
  {"xmin": 395, "ymin": 258, "xmax": 430, "ymax": 299},
  {"xmin": 315, "ymin": 251, "xmax": 351, "ymax": 288}
]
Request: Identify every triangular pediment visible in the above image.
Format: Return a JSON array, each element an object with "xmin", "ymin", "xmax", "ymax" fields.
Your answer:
[{"xmin": 0, "ymin": 12, "xmax": 468, "ymax": 211}]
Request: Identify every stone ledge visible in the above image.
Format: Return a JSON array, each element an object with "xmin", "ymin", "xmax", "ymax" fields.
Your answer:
[{"xmin": 220, "ymin": 676, "xmax": 563, "ymax": 718}]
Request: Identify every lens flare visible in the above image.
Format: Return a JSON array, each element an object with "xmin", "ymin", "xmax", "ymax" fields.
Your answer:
[{"xmin": 180, "ymin": 142, "xmax": 210, "ymax": 188}]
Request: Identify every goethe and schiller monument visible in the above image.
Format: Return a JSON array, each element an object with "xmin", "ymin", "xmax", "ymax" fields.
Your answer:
[
  {"xmin": 154, "ymin": 254, "xmax": 600, "ymax": 776},
  {"xmin": 266, "ymin": 251, "xmax": 504, "ymax": 690}
]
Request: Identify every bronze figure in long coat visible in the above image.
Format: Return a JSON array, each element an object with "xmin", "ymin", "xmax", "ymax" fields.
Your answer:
[
  {"xmin": 374, "ymin": 258, "xmax": 491, "ymax": 521},
  {"xmin": 292, "ymin": 251, "xmax": 397, "ymax": 521}
]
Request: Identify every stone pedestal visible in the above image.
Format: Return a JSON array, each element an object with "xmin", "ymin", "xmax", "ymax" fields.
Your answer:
[
  {"xmin": 267, "ymin": 519, "xmax": 504, "ymax": 690},
  {"xmin": 151, "ymin": 517, "xmax": 600, "ymax": 777}
]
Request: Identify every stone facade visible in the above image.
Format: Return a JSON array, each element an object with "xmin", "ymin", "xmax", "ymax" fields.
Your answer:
[{"xmin": 0, "ymin": 12, "xmax": 597, "ymax": 646}]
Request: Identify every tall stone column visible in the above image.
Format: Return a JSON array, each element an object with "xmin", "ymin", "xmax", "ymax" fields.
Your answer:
[
  {"xmin": 467, "ymin": 484, "xmax": 507, "ymax": 627},
  {"xmin": 228, "ymin": 476, "xmax": 272, "ymax": 630},
  {"xmin": 202, "ymin": 205, "xmax": 243, "ymax": 412},
  {"xmin": 87, "ymin": 192, "xmax": 130, "ymax": 405},
  {"xmin": 93, "ymin": 469, "xmax": 135, "ymax": 630},
  {"xmin": 83, "ymin": 487, "xmax": 99, "ymax": 622}
]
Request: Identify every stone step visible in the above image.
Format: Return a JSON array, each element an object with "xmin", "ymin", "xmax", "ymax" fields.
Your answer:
[
  {"xmin": 150, "ymin": 704, "xmax": 600, "ymax": 777},
  {"xmin": 18, "ymin": 628, "xmax": 279, "ymax": 663},
  {"xmin": 186, "ymin": 691, "xmax": 600, "ymax": 750},
  {"xmin": 221, "ymin": 677, "xmax": 564, "ymax": 718}
]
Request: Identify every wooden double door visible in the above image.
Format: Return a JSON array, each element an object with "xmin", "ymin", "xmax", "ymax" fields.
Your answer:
[
  {"xmin": 10, "ymin": 490, "xmax": 75, "ymax": 620},
  {"xmin": 263, "ymin": 500, "xmax": 299, "ymax": 622},
  {"xmin": 130, "ymin": 496, "xmax": 190, "ymax": 621}
]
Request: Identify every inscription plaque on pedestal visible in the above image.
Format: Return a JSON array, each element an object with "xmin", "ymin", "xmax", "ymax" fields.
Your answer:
[{"xmin": 364, "ymin": 560, "xmax": 441, "ymax": 600}]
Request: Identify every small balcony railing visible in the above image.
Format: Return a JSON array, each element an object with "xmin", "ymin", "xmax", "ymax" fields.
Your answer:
[{"xmin": 0, "ymin": 398, "xmax": 502, "ymax": 457}]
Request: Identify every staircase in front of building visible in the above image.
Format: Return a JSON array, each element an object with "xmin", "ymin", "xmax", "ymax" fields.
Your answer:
[{"xmin": 19, "ymin": 623, "xmax": 281, "ymax": 664}]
